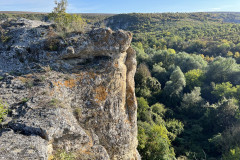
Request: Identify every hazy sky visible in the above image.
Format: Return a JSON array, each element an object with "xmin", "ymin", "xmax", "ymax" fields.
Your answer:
[{"xmin": 1, "ymin": 0, "xmax": 240, "ymax": 13}]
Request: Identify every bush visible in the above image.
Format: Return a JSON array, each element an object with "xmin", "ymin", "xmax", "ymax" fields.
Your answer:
[
  {"xmin": 138, "ymin": 122, "xmax": 176, "ymax": 160},
  {"xmin": 0, "ymin": 26, "xmax": 11, "ymax": 43},
  {"xmin": 166, "ymin": 119, "xmax": 184, "ymax": 140},
  {"xmin": 48, "ymin": 0, "xmax": 86, "ymax": 34},
  {"xmin": 0, "ymin": 100, "xmax": 8, "ymax": 123},
  {"xmin": 151, "ymin": 103, "xmax": 166, "ymax": 117},
  {"xmin": 53, "ymin": 149, "xmax": 75, "ymax": 160},
  {"xmin": 19, "ymin": 77, "xmax": 34, "ymax": 88},
  {"xmin": 223, "ymin": 146, "xmax": 240, "ymax": 160},
  {"xmin": 49, "ymin": 98, "xmax": 63, "ymax": 108},
  {"xmin": 73, "ymin": 108, "xmax": 82, "ymax": 120}
]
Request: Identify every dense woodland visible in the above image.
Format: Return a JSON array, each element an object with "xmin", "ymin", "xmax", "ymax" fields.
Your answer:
[
  {"xmin": 1, "ymin": 12, "xmax": 240, "ymax": 159},
  {"xmin": 105, "ymin": 13, "xmax": 240, "ymax": 160}
]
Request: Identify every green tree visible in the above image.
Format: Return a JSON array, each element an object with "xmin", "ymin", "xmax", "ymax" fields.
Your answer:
[
  {"xmin": 215, "ymin": 99, "xmax": 239, "ymax": 130},
  {"xmin": 206, "ymin": 57, "xmax": 239, "ymax": 84},
  {"xmin": 132, "ymin": 43, "xmax": 149, "ymax": 63},
  {"xmin": 137, "ymin": 97, "xmax": 150, "ymax": 121},
  {"xmin": 137, "ymin": 125, "xmax": 148, "ymax": 150},
  {"xmin": 152, "ymin": 50, "xmax": 175, "ymax": 68},
  {"xmin": 151, "ymin": 103, "xmax": 166, "ymax": 117},
  {"xmin": 52, "ymin": 0, "xmax": 67, "ymax": 14},
  {"xmin": 174, "ymin": 52, "xmax": 207, "ymax": 73},
  {"xmin": 138, "ymin": 122, "xmax": 176, "ymax": 160},
  {"xmin": 211, "ymin": 82, "xmax": 237, "ymax": 100},
  {"xmin": 180, "ymin": 87, "xmax": 205, "ymax": 118},
  {"xmin": 166, "ymin": 119, "xmax": 184, "ymax": 141},
  {"xmin": 136, "ymin": 87, "xmax": 152, "ymax": 99},
  {"xmin": 185, "ymin": 69, "xmax": 205, "ymax": 91},
  {"xmin": 234, "ymin": 52, "xmax": 240, "ymax": 58},
  {"xmin": 217, "ymin": 42, "xmax": 231, "ymax": 56},
  {"xmin": 135, "ymin": 63, "xmax": 151, "ymax": 87},
  {"xmin": 186, "ymin": 40, "xmax": 206, "ymax": 53},
  {"xmin": 152, "ymin": 62, "xmax": 168, "ymax": 85},
  {"xmin": 167, "ymin": 48, "xmax": 176, "ymax": 54},
  {"xmin": 164, "ymin": 67, "xmax": 186, "ymax": 98},
  {"xmin": 146, "ymin": 77, "xmax": 161, "ymax": 92},
  {"xmin": 227, "ymin": 51, "xmax": 233, "ymax": 57}
]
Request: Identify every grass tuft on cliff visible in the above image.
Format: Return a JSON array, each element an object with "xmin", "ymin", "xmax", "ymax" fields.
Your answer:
[{"xmin": 0, "ymin": 100, "xmax": 8, "ymax": 124}]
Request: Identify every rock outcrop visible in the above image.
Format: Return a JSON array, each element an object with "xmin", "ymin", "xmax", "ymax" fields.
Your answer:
[{"xmin": 0, "ymin": 18, "xmax": 139, "ymax": 160}]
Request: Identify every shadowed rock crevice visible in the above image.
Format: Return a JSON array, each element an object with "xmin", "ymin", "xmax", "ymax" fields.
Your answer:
[{"xmin": 8, "ymin": 123, "xmax": 49, "ymax": 140}]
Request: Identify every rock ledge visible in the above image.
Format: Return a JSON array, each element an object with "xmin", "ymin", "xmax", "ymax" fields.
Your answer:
[{"xmin": 0, "ymin": 18, "xmax": 139, "ymax": 160}]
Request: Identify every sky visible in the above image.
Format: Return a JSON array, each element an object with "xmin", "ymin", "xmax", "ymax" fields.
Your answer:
[{"xmin": 1, "ymin": 0, "xmax": 240, "ymax": 13}]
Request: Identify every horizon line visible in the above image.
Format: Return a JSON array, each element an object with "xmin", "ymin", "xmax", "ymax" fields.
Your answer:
[{"xmin": 1, "ymin": 11, "xmax": 240, "ymax": 14}]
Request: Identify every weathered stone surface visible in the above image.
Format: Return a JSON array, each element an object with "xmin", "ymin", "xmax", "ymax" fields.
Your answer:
[
  {"xmin": 0, "ymin": 18, "xmax": 139, "ymax": 160},
  {"xmin": 0, "ymin": 129, "xmax": 48, "ymax": 160}
]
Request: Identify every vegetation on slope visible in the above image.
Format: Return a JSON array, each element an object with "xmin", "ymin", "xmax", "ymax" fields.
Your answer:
[
  {"xmin": 110, "ymin": 13, "xmax": 240, "ymax": 159},
  {"xmin": 106, "ymin": 13, "xmax": 240, "ymax": 61},
  {"xmin": 0, "ymin": 100, "xmax": 8, "ymax": 124},
  {"xmin": 104, "ymin": 12, "xmax": 240, "ymax": 159}
]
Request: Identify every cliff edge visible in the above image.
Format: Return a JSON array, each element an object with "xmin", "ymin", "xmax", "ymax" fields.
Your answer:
[{"xmin": 0, "ymin": 18, "xmax": 139, "ymax": 160}]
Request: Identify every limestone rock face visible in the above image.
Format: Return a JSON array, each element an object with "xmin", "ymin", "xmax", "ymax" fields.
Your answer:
[{"xmin": 0, "ymin": 18, "xmax": 139, "ymax": 160}]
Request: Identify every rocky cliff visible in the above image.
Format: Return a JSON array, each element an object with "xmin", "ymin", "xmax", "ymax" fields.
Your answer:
[{"xmin": 0, "ymin": 18, "xmax": 139, "ymax": 160}]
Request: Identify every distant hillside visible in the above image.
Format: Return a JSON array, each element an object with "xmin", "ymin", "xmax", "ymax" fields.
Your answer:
[
  {"xmin": 0, "ymin": 11, "xmax": 47, "ymax": 14},
  {"xmin": 0, "ymin": 11, "xmax": 114, "ymax": 24},
  {"xmin": 81, "ymin": 13, "xmax": 114, "ymax": 24},
  {"xmin": 2, "ymin": 11, "xmax": 240, "ymax": 24},
  {"xmin": 1, "ymin": 11, "xmax": 240, "ymax": 23},
  {"xmin": 0, "ymin": 12, "xmax": 47, "ymax": 21},
  {"xmin": 104, "ymin": 12, "xmax": 240, "ymax": 31},
  {"xmin": 102, "ymin": 12, "xmax": 240, "ymax": 57},
  {"xmin": 209, "ymin": 12, "xmax": 240, "ymax": 23},
  {"xmin": 0, "ymin": 11, "xmax": 115, "ymax": 16}
]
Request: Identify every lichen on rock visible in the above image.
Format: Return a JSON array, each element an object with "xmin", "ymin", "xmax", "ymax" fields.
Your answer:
[{"xmin": 0, "ymin": 18, "xmax": 140, "ymax": 160}]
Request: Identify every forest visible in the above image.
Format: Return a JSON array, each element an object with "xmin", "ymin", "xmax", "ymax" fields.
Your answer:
[
  {"xmin": 105, "ymin": 13, "xmax": 240, "ymax": 160},
  {"xmin": 1, "ymin": 12, "xmax": 240, "ymax": 159}
]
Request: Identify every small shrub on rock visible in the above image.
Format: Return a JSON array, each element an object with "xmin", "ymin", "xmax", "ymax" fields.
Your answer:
[
  {"xmin": 0, "ymin": 100, "xmax": 8, "ymax": 123},
  {"xmin": 53, "ymin": 149, "xmax": 75, "ymax": 160}
]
